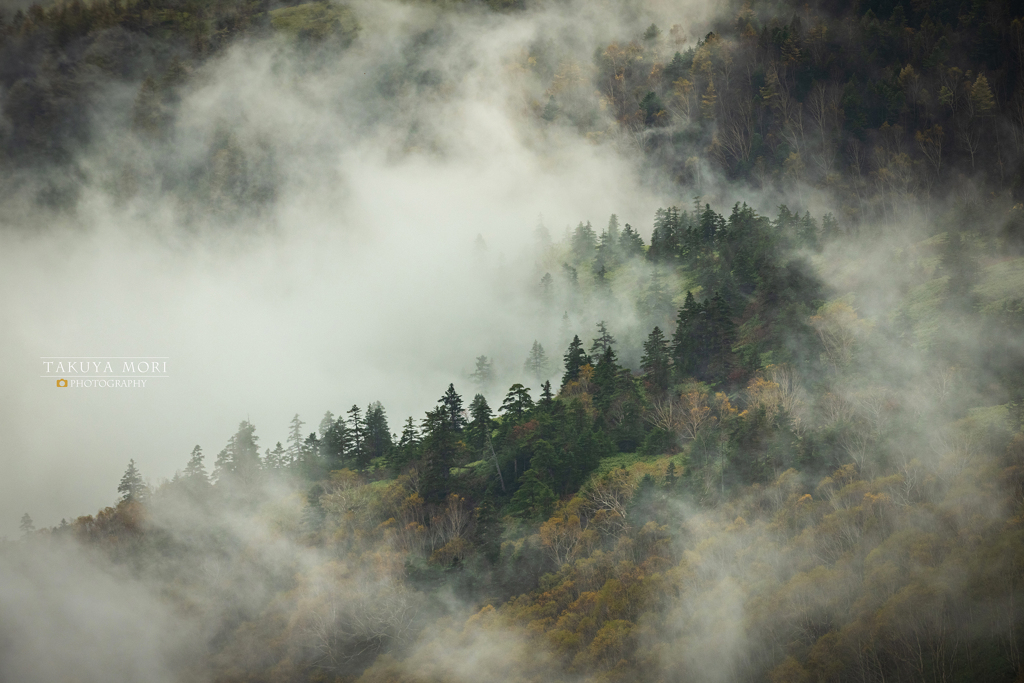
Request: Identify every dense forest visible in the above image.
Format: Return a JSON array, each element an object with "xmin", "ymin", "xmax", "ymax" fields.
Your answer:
[{"xmin": 4, "ymin": 0, "xmax": 1024, "ymax": 681}]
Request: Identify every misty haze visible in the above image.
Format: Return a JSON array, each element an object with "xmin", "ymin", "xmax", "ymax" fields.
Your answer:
[{"xmin": 2, "ymin": 0, "xmax": 1024, "ymax": 681}]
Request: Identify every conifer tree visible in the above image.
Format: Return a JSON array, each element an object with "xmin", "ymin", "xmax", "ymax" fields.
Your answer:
[
  {"xmin": 500, "ymin": 383, "xmax": 534, "ymax": 422},
  {"xmin": 470, "ymin": 355, "xmax": 494, "ymax": 392},
  {"xmin": 286, "ymin": 414, "xmax": 305, "ymax": 465},
  {"xmin": 362, "ymin": 401, "xmax": 392, "ymax": 467},
  {"xmin": 439, "ymin": 384, "xmax": 467, "ymax": 432},
  {"xmin": 562, "ymin": 335, "xmax": 590, "ymax": 387},
  {"xmin": 619, "ymin": 223, "xmax": 645, "ymax": 258},
  {"xmin": 420, "ymin": 406, "xmax": 460, "ymax": 505},
  {"xmin": 467, "ymin": 394, "xmax": 494, "ymax": 452},
  {"xmin": 593, "ymin": 345, "xmax": 621, "ymax": 411},
  {"xmin": 590, "ymin": 320, "xmax": 617, "ymax": 356},
  {"xmin": 540, "ymin": 272, "xmax": 553, "ymax": 304},
  {"xmin": 571, "ymin": 221, "xmax": 597, "ymax": 263},
  {"xmin": 524, "ymin": 340, "xmax": 550, "ymax": 382},
  {"xmin": 19, "ymin": 513, "xmax": 34, "ymax": 535},
  {"xmin": 346, "ymin": 405, "xmax": 365, "ymax": 461},
  {"xmin": 118, "ymin": 459, "xmax": 148, "ymax": 503},
  {"xmin": 183, "ymin": 445, "xmax": 209, "ymax": 485},
  {"xmin": 539, "ymin": 380, "xmax": 555, "ymax": 409},
  {"xmin": 392, "ymin": 417, "xmax": 420, "ymax": 470},
  {"xmin": 317, "ymin": 411, "xmax": 335, "ymax": 438},
  {"xmin": 320, "ymin": 417, "xmax": 349, "ymax": 471},
  {"xmin": 641, "ymin": 326, "xmax": 672, "ymax": 394}
]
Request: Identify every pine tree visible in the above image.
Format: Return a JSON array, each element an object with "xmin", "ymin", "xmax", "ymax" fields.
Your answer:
[
  {"xmin": 540, "ymin": 272, "xmax": 554, "ymax": 304},
  {"xmin": 539, "ymin": 380, "xmax": 555, "ymax": 409},
  {"xmin": 508, "ymin": 469, "xmax": 556, "ymax": 520},
  {"xmin": 470, "ymin": 355, "xmax": 494, "ymax": 393},
  {"xmin": 321, "ymin": 417, "xmax": 349, "ymax": 471},
  {"xmin": 571, "ymin": 221, "xmax": 597, "ymax": 263},
  {"xmin": 392, "ymin": 417, "xmax": 420, "ymax": 470},
  {"xmin": 562, "ymin": 335, "xmax": 590, "ymax": 387},
  {"xmin": 183, "ymin": 445, "xmax": 209, "ymax": 486},
  {"xmin": 500, "ymin": 383, "xmax": 534, "ymax": 422},
  {"xmin": 221, "ymin": 421, "xmax": 262, "ymax": 488},
  {"xmin": 118, "ymin": 459, "xmax": 148, "ymax": 503},
  {"xmin": 640, "ymin": 269, "xmax": 673, "ymax": 323},
  {"xmin": 439, "ymin": 384, "xmax": 467, "ymax": 432},
  {"xmin": 706, "ymin": 291, "xmax": 736, "ymax": 382},
  {"xmin": 467, "ymin": 393, "xmax": 494, "ymax": 452},
  {"xmin": 619, "ymin": 223, "xmax": 645, "ymax": 258},
  {"xmin": 672, "ymin": 291, "xmax": 706, "ymax": 379},
  {"xmin": 421, "ymin": 406, "xmax": 460, "ymax": 505},
  {"xmin": 298, "ymin": 432, "xmax": 323, "ymax": 480},
  {"xmin": 362, "ymin": 401, "xmax": 392, "ymax": 467},
  {"xmin": 317, "ymin": 411, "xmax": 335, "ymax": 438},
  {"xmin": 19, "ymin": 513, "xmax": 34, "ymax": 535},
  {"xmin": 590, "ymin": 320, "xmax": 617, "ymax": 356},
  {"xmin": 347, "ymin": 405, "xmax": 365, "ymax": 463},
  {"xmin": 641, "ymin": 326, "xmax": 672, "ymax": 394},
  {"xmin": 265, "ymin": 442, "xmax": 287, "ymax": 470},
  {"xmin": 286, "ymin": 414, "xmax": 306, "ymax": 465},
  {"xmin": 524, "ymin": 340, "xmax": 550, "ymax": 382},
  {"xmin": 593, "ymin": 345, "xmax": 621, "ymax": 411}
]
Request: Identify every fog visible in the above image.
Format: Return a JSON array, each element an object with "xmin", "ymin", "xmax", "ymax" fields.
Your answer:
[
  {"xmin": 5, "ymin": 1, "xmax": 1022, "ymax": 682},
  {"xmin": 0, "ymin": 0, "xmax": 723, "ymax": 537}
]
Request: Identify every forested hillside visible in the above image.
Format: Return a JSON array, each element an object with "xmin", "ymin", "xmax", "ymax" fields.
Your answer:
[{"xmin": 4, "ymin": 0, "xmax": 1024, "ymax": 681}]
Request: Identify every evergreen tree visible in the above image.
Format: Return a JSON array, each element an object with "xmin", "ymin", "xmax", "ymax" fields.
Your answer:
[
  {"xmin": 286, "ymin": 414, "xmax": 305, "ymax": 465},
  {"xmin": 346, "ymin": 405, "xmax": 365, "ymax": 462},
  {"xmin": 218, "ymin": 421, "xmax": 262, "ymax": 489},
  {"xmin": 317, "ymin": 411, "xmax": 335, "ymax": 438},
  {"xmin": 500, "ymin": 383, "xmax": 534, "ymax": 422},
  {"xmin": 183, "ymin": 445, "xmax": 209, "ymax": 486},
  {"xmin": 19, "ymin": 513, "xmax": 34, "ymax": 535},
  {"xmin": 118, "ymin": 459, "xmax": 148, "ymax": 503},
  {"xmin": 391, "ymin": 417, "xmax": 420, "ymax": 470},
  {"xmin": 420, "ymin": 406, "xmax": 461, "ymax": 505},
  {"xmin": 508, "ymin": 469, "xmax": 556, "ymax": 520},
  {"xmin": 470, "ymin": 355, "xmax": 494, "ymax": 392},
  {"xmin": 640, "ymin": 269, "xmax": 674, "ymax": 324},
  {"xmin": 467, "ymin": 393, "xmax": 495, "ymax": 452},
  {"xmin": 524, "ymin": 340, "xmax": 550, "ymax": 382},
  {"xmin": 539, "ymin": 380, "xmax": 555, "ymax": 409},
  {"xmin": 540, "ymin": 272, "xmax": 554, "ymax": 305},
  {"xmin": 619, "ymin": 223, "xmax": 645, "ymax": 258},
  {"xmin": 607, "ymin": 213, "xmax": 621, "ymax": 244},
  {"xmin": 672, "ymin": 291, "xmax": 706, "ymax": 379},
  {"xmin": 362, "ymin": 401, "xmax": 392, "ymax": 467},
  {"xmin": 593, "ymin": 345, "xmax": 621, "ymax": 411},
  {"xmin": 641, "ymin": 326, "xmax": 672, "ymax": 394},
  {"xmin": 321, "ymin": 417, "xmax": 349, "ymax": 471},
  {"xmin": 590, "ymin": 320, "xmax": 617, "ymax": 356},
  {"xmin": 561, "ymin": 335, "xmax": 590, "ymax": 387},
  {"xmin": 298, "ymin": 432, "xmax": 323, "ymax": 480},
  {"xmin": 265, "ymin": 442, "xmax": 287, "ymax": 471},
  {"xmin": 706, "ymin": 291, "xmax": 737, "ymax": 382},
  {"xmin": 439, "ymin": 384, "xmax": 467, "ymax": 432},
  {"xmin": 571, "ymin": 221, "xmax": 597, "ymax": 263}
]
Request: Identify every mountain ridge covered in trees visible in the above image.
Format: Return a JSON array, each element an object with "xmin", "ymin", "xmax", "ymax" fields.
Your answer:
[
  {"xmin": 12, "ymin": 193, "xmax": 1024, "ymax": 682},
  {"xmin": 5, "ymin": 0, "xmax": 1024, "ymax": 681}
]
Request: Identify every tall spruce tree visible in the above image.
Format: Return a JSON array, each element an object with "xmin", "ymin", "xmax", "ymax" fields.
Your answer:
[
  {"xmin": 439, "ymin": 384, "xmax": 467, "ymax": 432},
  {"xmin": 641, "ymin": 326, "xmax": 672, "ymax": 394},
  {"xmin": 524, "ymin": 341, "xmax": 550, "ymax": 382},
  {"xmin": 500, "ymin": 383, "xmax": 533, "ymax": 422},
  {"xmin": 118, "ymin": 459, "xmax": 148, "ymax": 503},
  {"xmin": 562, "ymin": 335, "xmax": 590, "ymax": 387}
]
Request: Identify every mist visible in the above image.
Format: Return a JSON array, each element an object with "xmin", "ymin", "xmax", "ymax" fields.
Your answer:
[
  {"xmin": 3, "ymin": 0, "xmax": 1024, "ymax": 681},
  {"xmin": 0, "ymin": 0, "xmax": 702, "ymax": 537}
]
